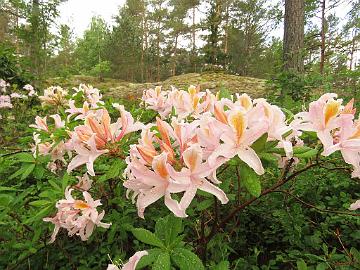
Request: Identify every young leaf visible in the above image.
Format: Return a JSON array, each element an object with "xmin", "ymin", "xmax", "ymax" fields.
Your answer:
[{"xmin": 132, "ymin": 228, "xmax": 165, "ymax": 248}]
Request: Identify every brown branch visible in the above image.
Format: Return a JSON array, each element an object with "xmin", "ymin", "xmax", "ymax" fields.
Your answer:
[
  {"xmin": 275, "ymin": 190, "xmax": 360, "ymax": 217},
  {"xmin": 205, "ymin": 160, "xmax": 318, "ymax": 243}
]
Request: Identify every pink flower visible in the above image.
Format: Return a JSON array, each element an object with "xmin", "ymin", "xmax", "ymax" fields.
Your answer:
[
  {"xmin": 107, "ymin": 250, "xmax": 148, "ymax": 270},
  {"xmin": 252, "ymin": 99, "xmax": 293, "ymax": 157},
  {"xmin": 142, "ymin": 86, "xmax": 172, "ymax": 118},
  {"xmin": 43, "ymin": 186, "xmax": 111, "ymax": 243},
  {"xmin": 294, "ymin": 93, "xmax": 343, "ymax": 149},
  {"xmin": 124, "ymin": 151, "xmax": 187, "ymax": 218},
  {"xmin": 0, "ymin": 95, "xmax": 12, "ymax": 108},
  {"xmin": 349, "ymin": 199, "xmax": 360, "ymax": 211},
  {"xmin": 66, "ymin": 100, "xmax": 91, "ymax": 120},
  {"xmin": 74, "ymin": 107, "xmax": 143, "ymax": 149},
  {"xmin": 75, "ymin": 173, "xmax": 93, "ymax": 191},
  {"xmin": 73, "ymin": 84, "xmax": 104, "ymax": 107},
  {"xmin": 168, "ymin": 144, "xmax": 229, "ymax": 213},
  {"xmin": 39, "ymin": 86, "xmax": 68, "ymax": 106},
  {"xmin": 323, "ymin": 115, "xmax": 360, "ymax": 177},
  {"xmin": 30, "ymin": 116, "xmax": 48, "ymax": 131},
  {"xmin": 10, "ymin": 92, "xmax": 22, "ymax": 99},
  {"xmin": 50, "ymin": 114, "xmax": 65, "ymax": 129},
  {"xmin": 209, "ymin": 107, "xmax": 268, "ymax": 175},
  {"xmin": 67, "ymin": 134, "xmax": 108, "ymax": 176}
]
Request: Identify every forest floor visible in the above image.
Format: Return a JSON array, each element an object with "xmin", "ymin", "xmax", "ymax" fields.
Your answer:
[{"xmin": 45, "ymin": 72, "xmax": 269, "ymax": 100}]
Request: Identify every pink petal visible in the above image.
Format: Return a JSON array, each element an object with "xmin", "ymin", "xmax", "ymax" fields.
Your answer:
[
  {"xmin": 198, "ymin": 179, "xmax": 229, "ymax": 204},
  {"xmin": 122, "ymin": 250, "xmax": 148, "ymax": 270},
  {"xmin": 237, "ymin": 148, "xmax": 264, "ymax": 175}
]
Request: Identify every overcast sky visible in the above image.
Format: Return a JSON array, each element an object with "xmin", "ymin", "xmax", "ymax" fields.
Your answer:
[{"xmin": 57, "ymin": 0, "xmax": 353, "ymax": 39}]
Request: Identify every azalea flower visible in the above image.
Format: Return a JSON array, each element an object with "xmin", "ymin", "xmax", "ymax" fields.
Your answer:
[
  {"xmin": 39, "ymin": 86, "xmax": 68, "ymax": 107},
  {"xmin": 73, "ymin": 84, "xmax": 104, "ymax": 107},
  {"xmin": 349, "ymin": 200, "xmax": 360, "ymax": 211},
  {"xmin": 294, "ymin": 93, "xmax": 343, "ymax": 149},
  {"xmin": 107, "ymin": 251, "xmax": 148, "ymax": 270},
  {"xmin": 10, "ymin": 92, "xmax": 22, "ymax": 99},
  {"xmin": 323, "ymin": 115, "xmax": 360, "ymax": 177},
  {"xmin": 0, "ymin": 79, "xmax": 9, "ymax": 92},
  {"xmin": 209, "ymin": 107, "xmax": 268, "ymax": 175},
  {"xmin": 0, "ymin": 95, "xmax": 12, "ymax": 108},
  {"xmin": 168, "ymin": 144, "xmax": 229, "ymax": 213},
  {"xmin": 30, "ymin": 116, "xmax": 48, "ymax": 131},
  {"xmin": 124, "ymin": 151, "xmax": 187, "ymax": 218},
  {"xmin": 50, "ymin": 114, "xmax": 65, "ymax": 129},
  {"xmin": 66, "ymin": 99, "xmax": 91, "ymax": 120},
  {"xmin": 67, "ymin": 134, "xmax": 108, "ymax": 176},
  {"xmin": 142, "ymin": 86, "xmax": 172, "ymax": 118},
  {"xmin": 75, "ymin": 173, "xmax": 93, "ymax": 191},
  {"xmin": 43, "ymin": 186, "xmax": 111, "ymax": 243}
]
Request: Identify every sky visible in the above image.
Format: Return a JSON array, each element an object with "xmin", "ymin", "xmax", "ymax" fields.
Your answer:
[
  {"xmin": 57, "ymin": 0, "xmax": 353, "ymax": 39},
  {"xmin": 57, "ymin": 0, "xmax": 126, "ymax": 37}
]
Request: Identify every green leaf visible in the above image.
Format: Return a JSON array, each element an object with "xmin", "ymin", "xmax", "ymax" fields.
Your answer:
[
  {"xmin": 24, "ymin": 204, "xmax": 53, "ymax": 224},
  {"xmin": 153, "ymin": 252, "xmax": 170, "ymax": 270},
  {"xmin": 171, "ymin": 248, "xmax": 204, "ymax": 270},
  {"xmin": 239, "ymin": 163, "xmax": 261, "ymax": 197},
  {"xmin": 155, "ymin": 215, "xmax": 183, "ymax": 247},
  {"xmin": 0, "ymin": 186, "xmax": 18, "ymax": 192},
  {"xmin": 0, "ymin": 194, "xmax": 13, "ymax": 207},
  {"xmin": 98, "ymin": 159, "xmax": 123, "ymax": 182},
  {"xmin": 214, "ymin": 260, "xmax": 230, "ymax": 270},
  {"xmin": 20, "ymin": 163, "xmax": 35, "ymax": 180},
  {"xmin": 136, "ymin": 248, "xmax": 163, "ymax": 269},
  {"xmin": 132, "ymin": 228, "xmax": 165, "ymax": 248},
  {"xmin": 33, "ymin": 165, "xmax": 45, "ymax": 179},
  {"xmin": 196, "ymin": 199, "xmax": 213, "ymax": 211},
  {"xmin": 293, "ymin": 146, "xmax": 318, "ymax": 158},
  {"xmin": 296, "ymin": 259, "xmax": 308, "ymax": 270},
  {"xmin": 316, "ymin": 263, "xmax": 328, "ymax": 270},
  {"xmin": 48, "ymin": 179, "xmax": 61, "ymax": 192},
  {"xmin": 29, "ymin": 200, "xmax": 51, "ymax": 207},
  {"xmin": 251, "ymin": 133, "xmax": 268, "ymax": 153},
  {"xmin": 62, "ymin": 173, "xmax": 75, "ymax": 191},
  {"xmin": 14, "ymin": 152, "xmax": 35, "ymax": 163},
  {"xmin": 350, "ymin": 247, "xmax": 360, "ymax": 263},
  {"xmin": 217, "ymin": 88, "xmax": 232, "ymax": 100}
]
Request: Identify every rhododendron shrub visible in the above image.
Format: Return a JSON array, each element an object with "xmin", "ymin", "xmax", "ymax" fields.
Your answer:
[{"xmin": 0, "ymin": 83, "xmax": 359, "ymax": 269}]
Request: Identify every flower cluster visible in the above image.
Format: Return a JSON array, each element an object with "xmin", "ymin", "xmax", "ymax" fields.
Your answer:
[
  {"xmin": 141, "ymin": 87, "xmax": 360, "ymax": 212},
  {"xmin": 294, "ymin": 94, "xmax": 359, "ymax": 176},
  {"xmin": 0, "ymin": 79, "xmax": 37, "ymax": 119},
  {"xmin": 32, "ymin": 84, "xmax": 144, "ymax": 242},
  {"xmin": 33, "ymin": 83, "xmax": 359, "ymax": 246},
  {"xmin": 43, "ymin": 184, "xmax": 111, "ymax": 243}
]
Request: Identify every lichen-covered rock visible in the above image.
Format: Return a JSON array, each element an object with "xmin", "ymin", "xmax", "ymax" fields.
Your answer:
[{"xmin": 44, "ymin": 72, "xmax": 268, "ymax": 100}]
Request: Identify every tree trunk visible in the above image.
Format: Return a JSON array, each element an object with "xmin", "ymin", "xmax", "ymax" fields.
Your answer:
[
  {"xmin": 30, "ymin": 0, "xmax": 41, "ymax": 79},
  {"xmin": 283, "ymin": 0, "xmax": 305, "ymax": 73},
  {"xmin": 349, "ymin": 29, "xmax": 356, "ymax": 70},
  {"xmin": 156, "ymin": 20, "xmax": 160, "ymax": 81},
  {"xmin": 319, "ymin": 0, "xmax": 326, "ymax": 74},
  {"xmin": 192, "ymin": 6, "xmax": 196, "ymax": 72},
  {"xmin": 172, "ymin": 34, "xmax": 178, "ymax": 76}
]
